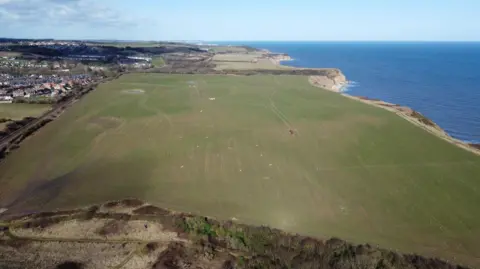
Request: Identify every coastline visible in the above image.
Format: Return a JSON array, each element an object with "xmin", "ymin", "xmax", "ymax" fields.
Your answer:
[
  {"xmin": 259, "ymin": 48, "xmax": 294, "ymax": 66},
  {"xmin": 256, "ymin": 47, "xmax": 480, "ymax": 155},
  {"xmin": 308, "ymin": 75, "xmax": 480, "ymax": 156}
]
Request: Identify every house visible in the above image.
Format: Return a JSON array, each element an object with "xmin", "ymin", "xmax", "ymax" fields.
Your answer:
[
  {"xmin": 12, "ymin": 90, "xmax": 24, "ymax": 97},
  {"xmin": 0, "ymin": 96, "xmax": 12, "ymax": 103}
]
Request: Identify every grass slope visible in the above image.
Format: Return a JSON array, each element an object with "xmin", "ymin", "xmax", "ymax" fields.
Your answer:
[{"xmin": 0, "ymin": 74, "xmax": 479, "ymax": 266}]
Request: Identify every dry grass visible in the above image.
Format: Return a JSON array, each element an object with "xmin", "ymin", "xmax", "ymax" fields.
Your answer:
[{"xmin": 14, "ymin": 219, "xmax": 178, "ymax": 241}]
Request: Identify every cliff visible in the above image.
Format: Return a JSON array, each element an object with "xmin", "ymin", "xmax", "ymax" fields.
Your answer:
[{"xmin": 309, "ymin": 69, "xmax": 348, "ymax": 91}]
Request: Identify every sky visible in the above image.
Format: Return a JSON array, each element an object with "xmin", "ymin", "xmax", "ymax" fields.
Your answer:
[{"xmin": 1, "ymin": 0, "xmax": 480, "ymax": 41}]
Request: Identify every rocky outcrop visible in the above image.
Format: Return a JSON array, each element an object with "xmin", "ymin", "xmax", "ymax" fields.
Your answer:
[
  {"xmin": 267, "ymin": 53, "xmax": 293, "ymax": 65},
  {"xmin": 309, "ymin": 69, "xmax": 348, "ymax": 92}
]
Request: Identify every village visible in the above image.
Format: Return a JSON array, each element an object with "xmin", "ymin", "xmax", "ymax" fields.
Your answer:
[{"xmin": 0, "ymin": 73, "xmax": 97, "ymax": 103}]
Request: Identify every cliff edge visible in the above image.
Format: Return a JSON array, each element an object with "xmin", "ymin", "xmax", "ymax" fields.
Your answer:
[
  {"xmin": 309, "ymin": 70, "xmax": 347, "ymax": 91},
  {"xmin": 309, "ymin": 75, "xmax": 480, "ymax": 156},
  {"xmin": 0, "ymin": 200, "xmax": 472, "ymax": 269}
]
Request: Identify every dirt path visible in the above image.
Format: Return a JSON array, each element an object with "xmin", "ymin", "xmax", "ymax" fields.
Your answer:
[
  {"xmin": 267, "ymin": 87, "xmax": 298, "ymax": 136},
  {"xmin": 308, "ymin": 76, "xmax": 480, "ymax": 156}
]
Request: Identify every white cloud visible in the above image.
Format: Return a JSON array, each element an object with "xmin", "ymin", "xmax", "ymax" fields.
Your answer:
[{"xmin": 0, "ymin": 0, "xmax": 139, "ymax": 28}]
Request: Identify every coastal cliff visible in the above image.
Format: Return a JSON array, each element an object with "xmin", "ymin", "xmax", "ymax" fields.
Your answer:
[
  {"xmin": 267, "ymin": 53, "xmax": 293, "ymax": 65},
  {"xmin": 309, "ymin": 69, "xmax": 347, "ymax": 91},
  {"xmin": 308, "ymin": 74, "xmax": 480, "ymax": 156}
]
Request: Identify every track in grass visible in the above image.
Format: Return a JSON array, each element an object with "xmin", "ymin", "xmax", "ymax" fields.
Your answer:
[{"xmin": 0, "ymin": 74, "xmax": 479, "ymax": 267}]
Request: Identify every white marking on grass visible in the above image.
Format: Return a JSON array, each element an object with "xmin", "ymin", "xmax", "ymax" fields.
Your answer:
[
  {"xmin": 200, "ymin": 110, "xmax": 203, "ymax": 113},
  {"xmin": 340, "ymin": 206, "xmax": 348, "ymax": 215},
  {"xmin": 122, "ymin": 89, "xmax": 145, "ymax": 94},
  {"xmin": 180, "ymin": 165, "xmax": 184, "ymax": 169},
  {"xmin": 209, "ymin": 97, "xmax": 216, "ymax": 101},
  {"xmin": 269, "ymin": 164, "xmax": 273, "ymax": 167}
]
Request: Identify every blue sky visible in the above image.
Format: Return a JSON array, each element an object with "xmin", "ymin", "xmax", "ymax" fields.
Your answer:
[{"xmin": 1, "ymin": 0, "xmax": 479, "ymax": 41}]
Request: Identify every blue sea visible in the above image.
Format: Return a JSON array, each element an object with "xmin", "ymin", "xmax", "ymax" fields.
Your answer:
[{"xmin": 216, "ymin": 41, "xmax": 480, "ymax": 144}]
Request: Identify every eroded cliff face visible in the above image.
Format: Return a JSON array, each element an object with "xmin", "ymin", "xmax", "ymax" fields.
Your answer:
[
  {"xmin": 330, "ymin": 68, "xmax": 347, "ymax": 86},
  {"xmin": 309, "ymin": 69, "xmax": 348, "ymax": 92}
]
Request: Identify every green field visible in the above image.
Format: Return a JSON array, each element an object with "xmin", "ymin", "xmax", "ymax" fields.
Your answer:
[
  {"xmin": 152, "ymin": 56, "xmax": 165, "ymax": 67},
  {"xmin": 0, "ymin": 103, "xmax": 51, "ymax": 120},
  {"xmin": 207, "ymin": 46, "xmax": 250, "ymax": 53},
  {"xmin": 0, "ymin": 74, "xmax": 479, "ymax": 266},
  {"xmin": 212, "ymin": 53, "xmax": 292, "ymax": 70}
]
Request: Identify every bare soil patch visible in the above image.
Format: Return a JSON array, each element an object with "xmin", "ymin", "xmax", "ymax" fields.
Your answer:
[{"xmin": 96, "ymin": 219, "xmax": 127, "ymax": 236}]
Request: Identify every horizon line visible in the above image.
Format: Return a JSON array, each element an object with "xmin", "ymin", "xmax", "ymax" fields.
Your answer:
[{"xmin": 1, "ymin": 37, "xmax": 480, "ymax": 43}]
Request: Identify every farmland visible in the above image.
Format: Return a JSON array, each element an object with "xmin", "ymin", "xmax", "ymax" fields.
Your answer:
[
  {"xmin": 0, "ymin": 74, "xmax": 479, "ymax": 266},
  {"xmin": 0, "ymin": 103, "xmax": 51, "ymax": 130},
  {"xmin": 151, "ymin": 56, "xmax": 165, "ymax": 67},
  {"xmin": 212, "ymin": 52, "xmax": 292, "ymax": 70},
  {"xmin": 0, "ymin": 103, "xmax": 51, "ymax": 120}
]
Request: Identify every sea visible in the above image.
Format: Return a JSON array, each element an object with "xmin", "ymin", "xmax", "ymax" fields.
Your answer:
[{"xmin": 215, "ymin": 41, "xmax": 480, "ymax": 144}]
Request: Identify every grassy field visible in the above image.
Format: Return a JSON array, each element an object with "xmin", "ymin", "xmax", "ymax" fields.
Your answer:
[
  {"xmin": 0, "ymin": 103, "xmax": 51, "ymax": 120},
  {"xmin": 212, "ymin": 53, "xmax": 291, "ymax": 70},
  {"xmin": 0, "ymin": 74, "xmax": 479, "ymax": 266},
  {"xmin": 207, "ymin": 46, "xmax": 250, "ymax": 53},
  {"xmin": 152, "ymin": 56, "xmax": 165, "ymax": 67}
]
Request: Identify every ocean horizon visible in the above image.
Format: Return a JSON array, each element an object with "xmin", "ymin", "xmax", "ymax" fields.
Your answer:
[{"xmin": 215, "ymin": 41, "xmax": 480, "ymax": 144}]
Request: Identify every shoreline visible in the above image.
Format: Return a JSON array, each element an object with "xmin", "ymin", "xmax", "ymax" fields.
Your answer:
[
  {"xmin": 309, "ymin": 75, "xmax": 480, "ymax": 156},
  {"xmin": 259, "ymin": 48, "xmax": 294, "ymax": 66},
  {"xmin": 253, "ymin": 45, "xmax": 479, "ymax": 155}
]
